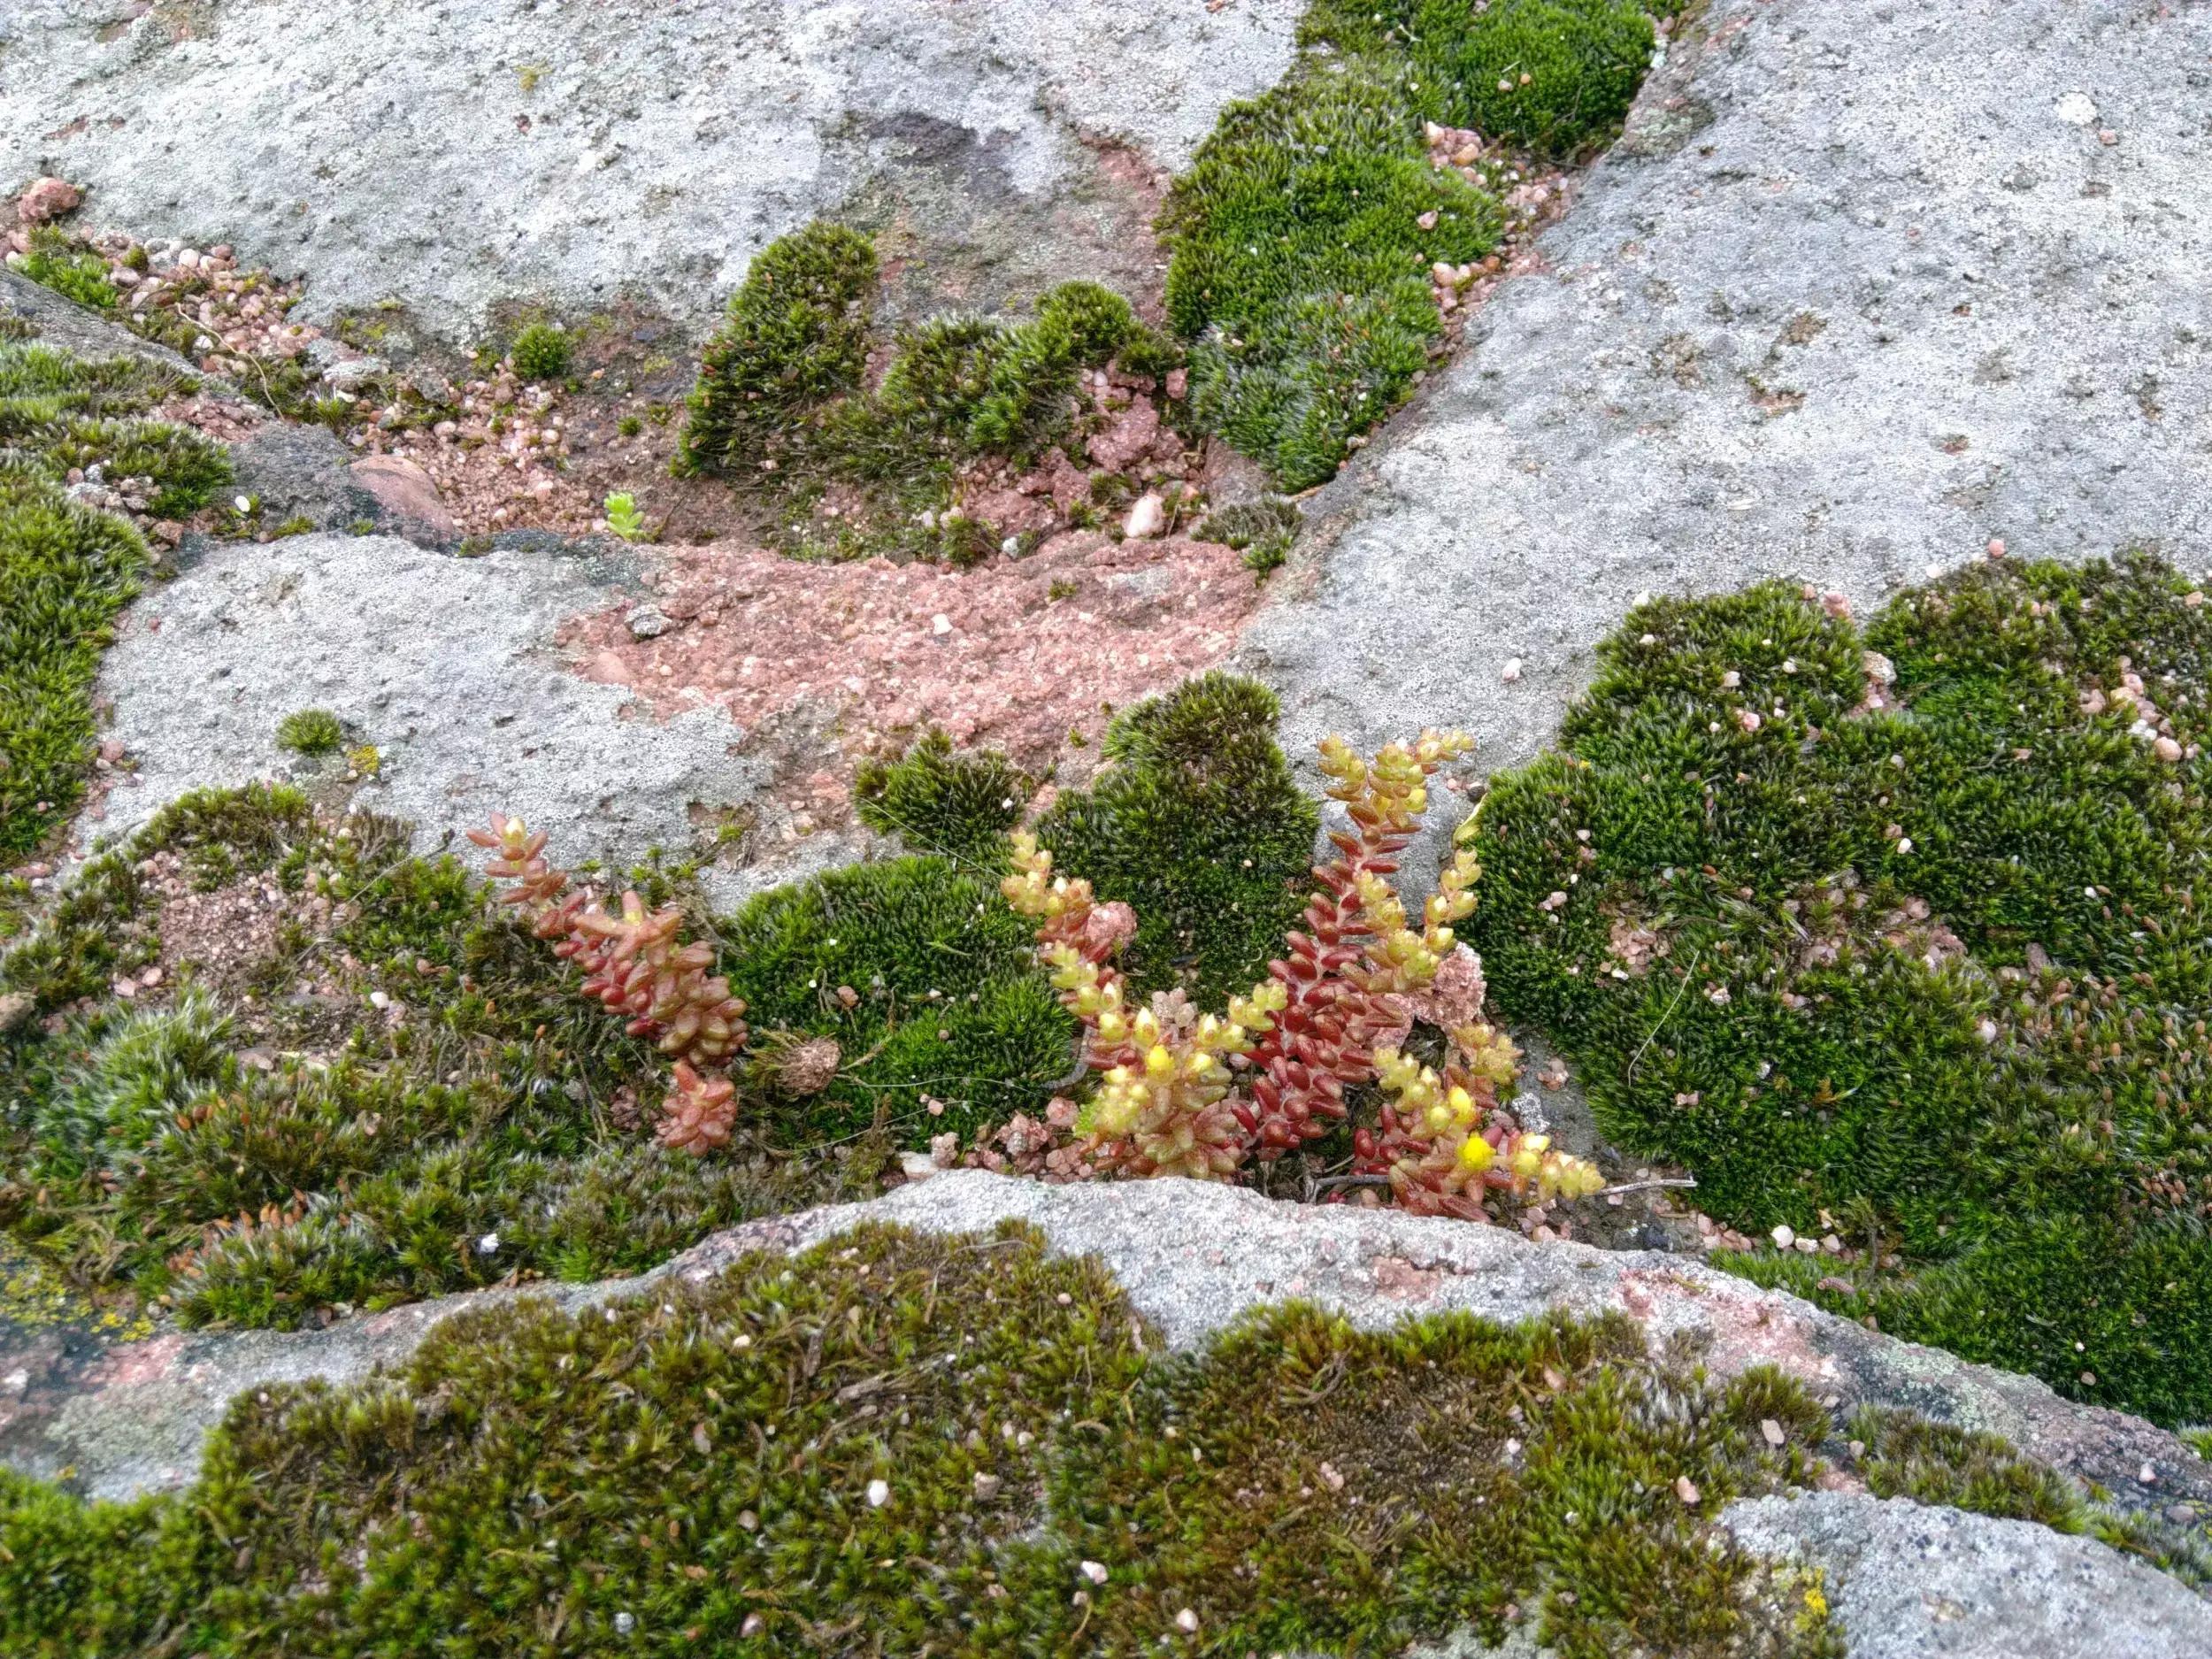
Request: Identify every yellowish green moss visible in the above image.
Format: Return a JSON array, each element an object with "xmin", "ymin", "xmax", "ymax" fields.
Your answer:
[{"xmin": 0, "ymin": 1222, "xmax": 1842, "ymax": 1657}]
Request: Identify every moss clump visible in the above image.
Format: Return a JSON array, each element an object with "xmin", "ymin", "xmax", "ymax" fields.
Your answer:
[
  {"xmin": 716, "ymin": 855, "xmax": 1078, "ymax": 1145},
  {"xmin": 1037, "ymin": 672, "xmax": 1321, "ymax": 1004},
  {"xmin": 0, "ymin": 787, "xmax": 866, "ymax": 1329},
  {"xmin": 672, "ymin": 222, "xmax": 879, "ymax": 479},
  {"xmin": 1198, "ymin": 495, "xmax": 1302, "ymax": 575},
  {"xmin": 0, "ymin": 467, "xmax": 147, "ymax": 860},
  {"xmin": 509, "ymin": 320, "xmax": 572, "ymax": 381},
  {"xmin": 0, "ymin": 337, "xmax": 229, "ymax": 856},
  {"xmin": 854, "ymin": 729, "xmax": 1028, "ymax": 867},
  {"xmin": 676, "ymin": 226, "xmax": 1174, "ymax": 560},
  {"xmin": 1304, "ymin": 0, "xmax": 1656, "ymax": 156},
  {"xmin": 274, "ymin": 706, "xmax": 345, "ymax": 755},
  {"xmin": 15, "ymin": 227, "xmax": 118, "ymax": 311},
  {"xmin": 1469, "ymin": 553, "xmax": 2212, "ymax": 1425},
  {"xmin": 25, "ymin": 415, "xmax": 229, "ymax": 518},
  {"xmin": 1164, "ymin": 66, "xmax": 1501, "ymax": 492},
  {"xmin": 1162, "ymin": 0, "xmax": 1655, "ymax": 488},
  {"xmin": 0, "ymin": 1222, "xmax": 1842, "ymax": 1658}
]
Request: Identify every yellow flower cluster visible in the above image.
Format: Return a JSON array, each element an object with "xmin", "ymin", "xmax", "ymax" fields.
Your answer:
[
  {"xmin": 1452, "ymin": 1021, "xmax": 1522, "ymax": 1088},
  {"xmin": 1374, "ymin": 1047, "xmax": 1499, "ymax": 1175},
  {"xmin": 1372, "ymin": 1029, "xmax": 1604, "ymax": 1213},
  {"xmin": 1009, "ymin": 830, "xmax": 1287, "ymax": 1180},
  {"xmin": 1353, "ymin": 842, "xmax": 1482, "ymax": 993}
]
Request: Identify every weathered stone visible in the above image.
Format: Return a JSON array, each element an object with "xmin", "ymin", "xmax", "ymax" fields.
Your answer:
[
  {"xmin": 1239, "ymin": 0, "xmax": 2212, "ymax": 883},
  {"xmin": 0, "ymin": 0, "xmax": 1305, "ymax": 341},
  {"xmin": 347, "ymin": 455, "xmax": 460, "ymax": 545},
  {"xmin": 12, "ymin": 1173, "xmax": 2205, "ymax": 1520},
  {"xmin": 10, "ymin": 1175, "xmax": 2209, "ymax": 1652},
  {"xmin": 1724, "ymin": 1493, "xmax": 2212, "ymax": 1658},
  {"xmin": 93, "ymin": 531, "xmax": 768, "ymax": 900}
]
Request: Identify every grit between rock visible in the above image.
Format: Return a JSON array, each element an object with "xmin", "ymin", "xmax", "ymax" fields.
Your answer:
[
  {"xmin": 1241, "ymin": 0, "xmax": 2212, "ymax": 879},
  {"xmin": 0, "ymin": 0, "xmax": 1303, "ymax": 339}
]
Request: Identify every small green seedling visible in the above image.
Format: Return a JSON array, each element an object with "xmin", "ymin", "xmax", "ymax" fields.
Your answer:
[
  {"xmin": 604, "ymin": 493, "xmax": 648, "ymax": 542},
  {"xmin": 275, "ymin": 709, "xmax": 344, "ymax": 756}
]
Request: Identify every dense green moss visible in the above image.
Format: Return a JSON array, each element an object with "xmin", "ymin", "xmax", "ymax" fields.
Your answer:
[
  {"xmin": 274, "ymin": 707, "xmax": 345, "ymax": 756},
  {"xmin": 1303, "ymin": 0, "xmax": 1656, "ymax": 155},
  {"xmin": 0, "ymin": 788, "xmax": 870, "ymax": 1329},
  {"xmin": 509, "ymin": 320, "xmax": 572, "ymax": 381},
  {"xmin": 1849, "ymin": 1406, "xmax": 2212, "ymax": 1591},
  {"xmin": 1469, "ymin": 553, "xmax": 2212, "ymax": 1424},
  {"xmin": 716, "ymin": 853, "xmax": 1078, "ymax": 1146},
  {"xmin": 0, "ymin": 335, "xmax": 230, "ymax": 858},
  {"xmin": 672, "ymin": 222, "xmax": 879, "ymax": 480},
  {"xmin": 1160, "ymin": 0, "xmax": 1655, "ymax": 488},
  {"xmin": 853, "ymin": 729, "xmax": 1028, "ymax": 867},
  {"xmin": 1163, "ymin": 62, "xmax": 1502, "ymax": 491},
  {"xmin": 0, "ymin": 1222, "xmax": 1842, "ymax": 1657},
  {"xmin": 15, "ymin": 227, "xmax": 119, "ymax": 311},
  {"xmin": 1036, "ymin": 672, "xmax": 1322, "ymax": 1005},
  {"xmin": 1196, "ymin": 495, "xmax": 1302, "ymax": 575},
  {"xmin": 676, "ymin": 227, "xmax": 1171, "ymax": 560},
  {"xmin": 0, "ymin": 467, "xmax": 145, "ymax": 859}
]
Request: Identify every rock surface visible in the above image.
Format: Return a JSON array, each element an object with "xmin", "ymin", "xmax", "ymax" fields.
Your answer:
[
  {"xmin": 0, "ymin": 266, "xmax": 196, "ymax": 372},
  {"xmin": 95, "ymin": 531, "xmax": 768, "ymax": 893},
  {"xmin": 0, "ymin": 0, "xmax": 1302, "ymax": 340},
  {"xmin": 11, "ymin": 1173, "xmax": 2204, "ymax": 1527},
  {"xmin": 1241, "ymin": 0, "xmax": 2212, "ymax": 872},
  {"xmin": 9, "ymin": 1174, "xmax": 2208, "ymax": 1652},
  {"xmin": 1725, "ymin": 1492, "xmax": 2212, "ymax": 1659}
]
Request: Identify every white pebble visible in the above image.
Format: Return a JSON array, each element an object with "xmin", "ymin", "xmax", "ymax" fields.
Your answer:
[
  {"xmin": 1770, "ymin": 1225, "xmax": 1796, "ymax": 1249},
  {"xmin": 1501, "ymin": 657, "xmax": 1524, "ymax": 683},
  {"xmin": 867, "ymin": 1479, "xmax": 890, "ymax": 1508}
]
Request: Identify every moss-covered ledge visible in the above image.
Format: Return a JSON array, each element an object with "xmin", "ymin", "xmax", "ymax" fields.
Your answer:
[{"xmin": 12, "ymin": 1171, "xmax": 2206, "ymax": 1534}]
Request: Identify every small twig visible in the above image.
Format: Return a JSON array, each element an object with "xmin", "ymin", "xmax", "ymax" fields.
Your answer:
[
  {"xmin": 1306, "ymin": 1172, "xmax": 1392, "ymax": 1194},
  {"xmin": 1595, "ymin": 1176, "xmax": 1697, "ymax": 1198}
]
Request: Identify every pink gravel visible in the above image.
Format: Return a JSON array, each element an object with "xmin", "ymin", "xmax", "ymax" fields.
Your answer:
[{"xmin": 561, "ymin": 529, "xmax": 1264, "ymax": 785}]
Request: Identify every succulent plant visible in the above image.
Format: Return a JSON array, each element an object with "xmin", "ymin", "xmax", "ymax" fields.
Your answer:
[{"xmin": 471, "ymin": 814, "xmax": 749, "ymax": 1074}]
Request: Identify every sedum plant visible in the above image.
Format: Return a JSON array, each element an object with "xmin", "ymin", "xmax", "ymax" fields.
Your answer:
[
  {"xmin": 1007, "ymin": 731, "xmax": 1601, "ymax": 1217},
  {"xmin": 602, "ymin": 490, "xmax": 647, "ymax": 541},
  {"xmin": 470, "ymin": 815, "xmax": 749, "ymax": 1153}
]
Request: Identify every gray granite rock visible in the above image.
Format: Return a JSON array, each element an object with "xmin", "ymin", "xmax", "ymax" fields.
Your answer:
[
  {"xmin": 0, "ymin": 0, "xmax": 1303, "ymax": 341},
  {"xmin": 11, "ymin": 1173, "xmax": 2208, "ymax": 1653},
  {"xmin": 92, "ymin": 529, "xmax": 769, "ymax": 898},
  {"xmin": 1725, "ymin": 1492, "xmax": 2212, "ymax": 1658},
  {"xmin": 1240, "ymin": 0, "xmax": 2212, "ymax": 883},
  {"xmin": 14, "ymin": 1172, "xmax": 2208, "ymax": 1523}
]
